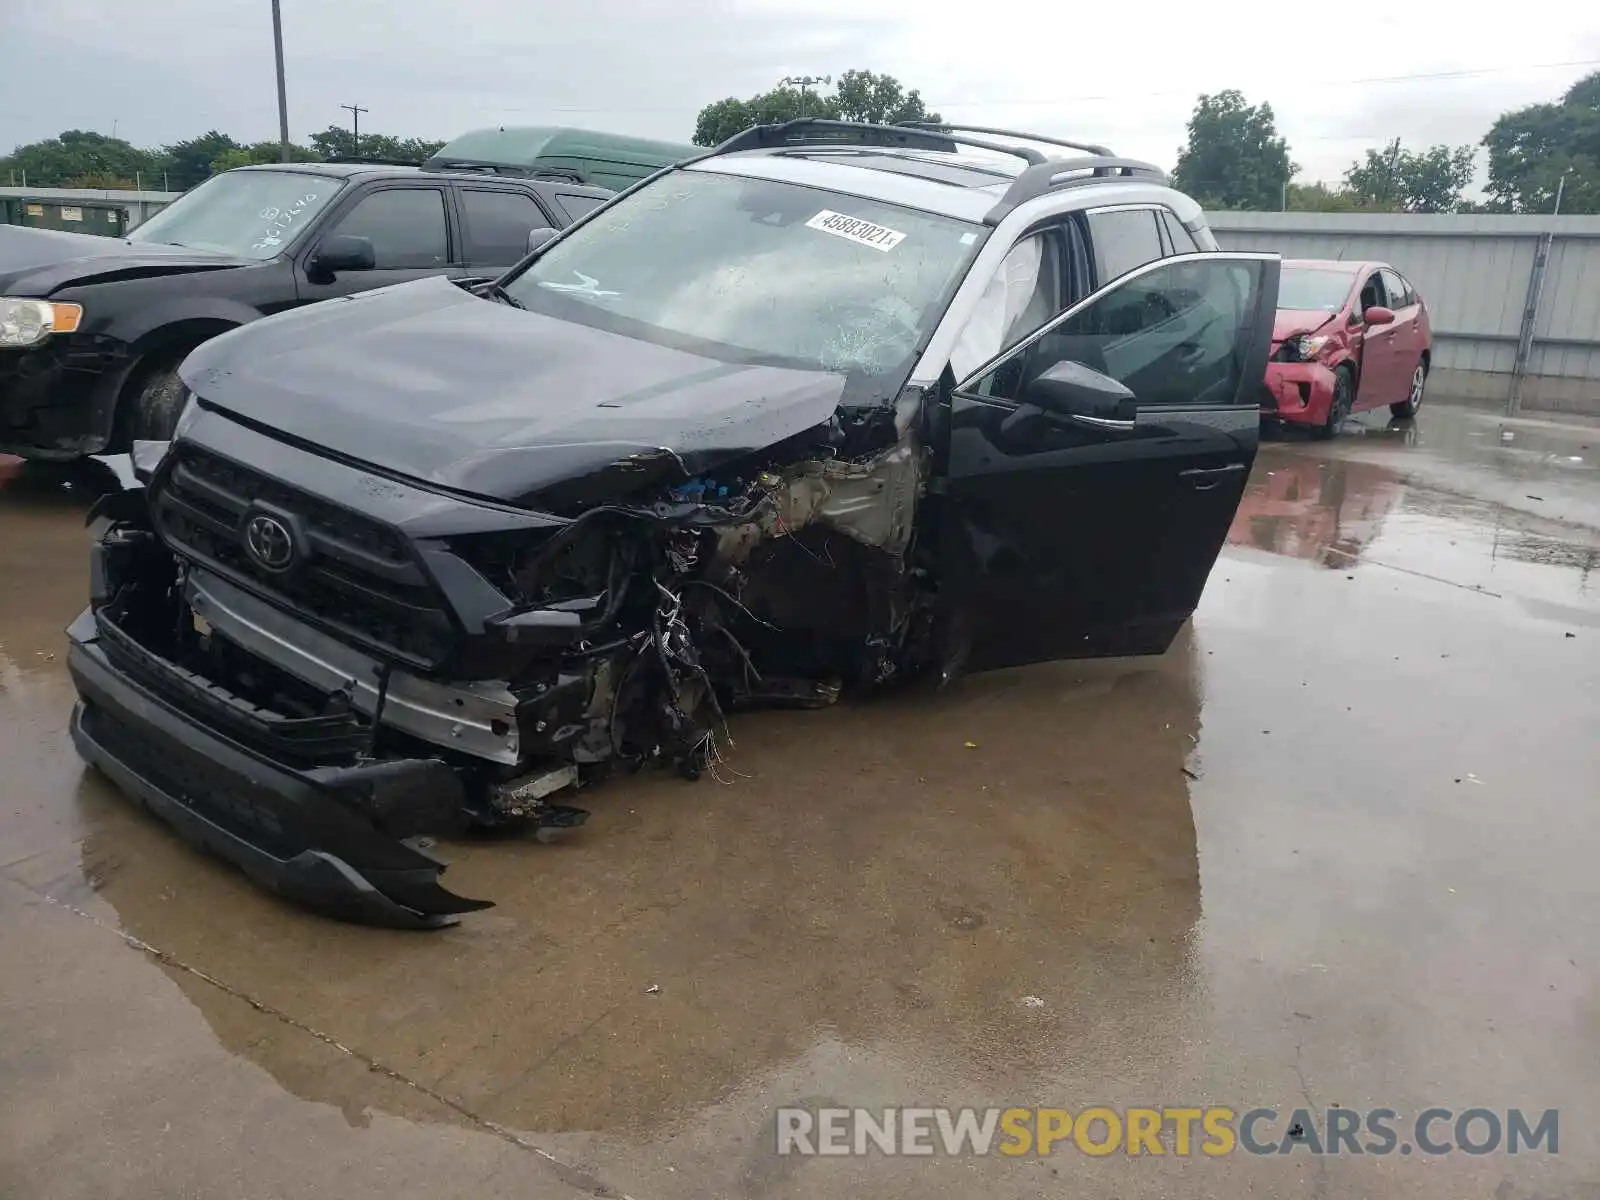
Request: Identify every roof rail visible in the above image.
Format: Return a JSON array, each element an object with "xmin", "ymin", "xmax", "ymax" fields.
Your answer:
[
  {"xmin": 421, "ymin": 159, "xmax": 589, "ymax": 184},
  {"xmin": 897, "ymin": 121, "xmax": 1114, "ymax": 157},
  {"xmin": 322, "ymin": 156, "xmax": 424, "ymax": 167},
  {"xmin": 984, "ymin": 156, "xmax": 1169, "ymax": 223},
  {"xmin": 703, "ymin": 119, "xmax": 1048, "ymax": 166}
]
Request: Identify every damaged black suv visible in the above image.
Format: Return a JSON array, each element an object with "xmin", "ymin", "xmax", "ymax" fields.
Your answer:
[{"xmin": 66, "ymin": 120, "xmax": 1280, "ymax": 926}]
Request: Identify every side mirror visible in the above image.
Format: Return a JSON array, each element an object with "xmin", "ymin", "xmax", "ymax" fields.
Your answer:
[
  {"xmin": 526, "ymin": 227, "xmax": 559, "ymax": 255},
  {"xmin": 1023, "ymin": 360, "xmax": 1138, "ymax": 428},
  {"xmin": 309, "ymin": 234, "xmax": 375, "ymax": 280},
  {"xmin": 1363, "ymin": 305, "xmax": 1395, "ymax": 326}
]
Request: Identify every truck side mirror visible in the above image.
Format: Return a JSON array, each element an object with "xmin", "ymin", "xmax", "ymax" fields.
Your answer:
[
  {"xmin": 526, "ymin": 227, "xmax": 559, "ymax": 255},
  {"xmin": 309, "ymin": 234, "xmax": 376, "ymax": 281}
]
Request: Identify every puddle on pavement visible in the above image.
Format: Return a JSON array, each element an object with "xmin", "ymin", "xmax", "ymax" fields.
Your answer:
[
  {"xmin": 1237, "ymin": 446, "xmax": 1599, "ymax": 623},
  {"xmin": 5, "ymin": 427, "xmax": 1600, "ymax": 1197},
  {"xmin": 65, "ymin": 633, "xmax": 1213, "ymax": 1138}
]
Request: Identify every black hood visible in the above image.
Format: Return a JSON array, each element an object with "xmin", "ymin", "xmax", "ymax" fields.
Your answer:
[
  {"xmin": 179, "ymin": 275, "xmax": 849, "ymax": 508},
  {"xmin": 0, "ymin": 225, "xmax": 249, "ymax": 296}
]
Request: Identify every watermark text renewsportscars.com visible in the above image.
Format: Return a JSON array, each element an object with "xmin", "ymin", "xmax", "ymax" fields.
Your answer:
[{"xmin": 775, "ymin": 1106, "xmax": 1559, "ymax": 1158}]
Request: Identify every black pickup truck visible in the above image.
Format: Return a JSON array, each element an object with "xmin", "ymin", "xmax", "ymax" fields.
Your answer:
[{"xmin": 0, "ymin": 162, "xmax": 611, "ymax": 459}]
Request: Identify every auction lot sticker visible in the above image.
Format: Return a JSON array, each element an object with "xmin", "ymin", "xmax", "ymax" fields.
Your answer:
[{"xmin": 806, "ymin": 210, "xmax": 906, "ymax": 252}]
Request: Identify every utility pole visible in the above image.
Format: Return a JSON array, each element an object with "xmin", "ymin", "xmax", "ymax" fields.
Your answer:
[
  {"xmin": 341, "ymin": 103, "xmax": 368, "ymax": 158},
  {"xmin": 271, "ymin": 0, "xmax": 291, "ymax": 162},
  {"xmin": 781, "ymin": 75, "xmax": 831, "ymax": 119}
]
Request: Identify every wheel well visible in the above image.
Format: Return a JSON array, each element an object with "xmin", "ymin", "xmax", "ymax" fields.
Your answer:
[
  {"xmin": 112, "ymin": 319, "xmax": 239, "ymax": 445},
  {"xmin": 1420, "ymin": 349, "xmax": 1431, "ymax": 372},
  {"xmin": 124, "ymin": 320, "xmax": 239, "ymax": 393}
]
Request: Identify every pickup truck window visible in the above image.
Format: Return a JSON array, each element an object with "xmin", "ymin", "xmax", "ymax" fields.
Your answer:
[
  {"xmin": 128, "ymin": 170, "xmax": 344, "ymax": 260},
  {"xmin": 325, "ymin": 188, "xmax": 450, "ymax": 269},
  {"xmin": 461, "ymin": 189, "xmax": 549, "ymax": 268}
]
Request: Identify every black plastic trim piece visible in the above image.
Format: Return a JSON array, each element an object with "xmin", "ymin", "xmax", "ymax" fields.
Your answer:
[{"xmin": 896, "ymin": 122, "xmax": 1114, "ymax": 157}]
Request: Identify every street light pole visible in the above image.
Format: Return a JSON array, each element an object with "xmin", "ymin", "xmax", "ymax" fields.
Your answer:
[
  {"xmin": 271, "ymin": 0, "xmax": 291, "ymax": 162},
  {"xmin": 781, "ymin": 75, "xmax": 831, "ymax": 119}
]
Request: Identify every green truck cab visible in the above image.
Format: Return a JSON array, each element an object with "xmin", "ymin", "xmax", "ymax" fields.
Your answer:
[{"xmin": 422, "ymin": 126, "xmax": 699, "ymax": 190}]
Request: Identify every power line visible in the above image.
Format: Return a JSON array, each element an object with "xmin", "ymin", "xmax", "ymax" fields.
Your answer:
[{"xmin": 340, "ymin": 102, "xmax": 368, "ymax": 156}]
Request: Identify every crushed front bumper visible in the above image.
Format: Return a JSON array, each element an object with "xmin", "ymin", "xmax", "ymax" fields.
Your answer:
[
  {"xmin": 67, "ymin": 603, "xmax": 494, "ymax": 929},
  {"xmin": 0, "ymin": 337, "xmax": 131, "ymax": 460},
  {"xmin": 1262, "ymin": 361, "xmax": 1337, "ymax": 425}
]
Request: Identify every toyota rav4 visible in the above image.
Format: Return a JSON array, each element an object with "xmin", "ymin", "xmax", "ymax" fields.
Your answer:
[{"xmin": 66, "ymin": 120, "xmax": 1280, "ymax": 926}]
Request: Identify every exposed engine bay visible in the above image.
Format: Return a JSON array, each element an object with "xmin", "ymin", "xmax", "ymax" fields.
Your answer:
[{"xmin": 74, "ymin": 397, "xmax": 944, "ymax": 926}]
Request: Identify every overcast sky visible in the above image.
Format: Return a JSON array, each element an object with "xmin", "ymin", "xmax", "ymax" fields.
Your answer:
[{"xmin": 5, "ymin": 0, "xmax": 1600, "ymax": 188}]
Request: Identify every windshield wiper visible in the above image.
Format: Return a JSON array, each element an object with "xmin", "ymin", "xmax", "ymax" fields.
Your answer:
[{"xmin": 485, "ymin": 281, "xmax": 525, "ymax": 309}]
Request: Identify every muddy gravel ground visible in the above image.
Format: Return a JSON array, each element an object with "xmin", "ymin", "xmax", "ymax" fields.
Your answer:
[{"xmin": 2, "ymin": 401, "xmax": 1597, "ymax": 1199}]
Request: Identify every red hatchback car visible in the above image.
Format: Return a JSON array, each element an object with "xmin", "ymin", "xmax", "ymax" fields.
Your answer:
[{"xmin": 1261, "ymin": 259, "xmax": 1432, "ymax": 438}]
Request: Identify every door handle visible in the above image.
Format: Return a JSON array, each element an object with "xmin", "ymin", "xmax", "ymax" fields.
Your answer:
[{"xmin": 1179, "ymin": 463, "xmax": 1247, "ymax": 491}]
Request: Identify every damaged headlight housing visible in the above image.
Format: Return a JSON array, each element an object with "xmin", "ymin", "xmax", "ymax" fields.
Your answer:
[
  {"xmin": 1277, "ymin": 334, "xmax": 1331, "ymax": 363},
  {"xmin": 0, "ymin": 298, "xmax": 83, "ymax": 348}
]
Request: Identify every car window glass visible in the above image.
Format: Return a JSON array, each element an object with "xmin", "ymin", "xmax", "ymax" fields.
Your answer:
[
  {"xmin": 1358, "ymin": 272, "xmax": 1387, "ymax": 313},
  {"xmin": 556, "ymin": 193, "xmax": 606, "ymax": 221},
  {"xmin": 128, "ymin": 170, "xmax": 344, "ymax": 260},
  {"xmin": 1380, "ymin": 269, "xmax": 1410, "ymax": 307},
  {"xmin": 962, "ymin": 258, "xmax": 1268, "ymax": 409},
  {"xmin": 949, "ymin": 231, "xmax": 1062, "ymax": 378},
  {"xmin": 1160, "ymin": 210, "xmax": 1198, "ymax": 253},
  {"xmin": 327, "ymin": 188, "xmax": 449, "ymax": 269},
  {"xmin": 1087, "ymin": 208, "xmax": 1165, "ymax": 284},
  {"xmin": 504, "ymin": 170, "xmax": 983, "ymax": 406},
  {"xmin": 462, "ymin": 189, "xmax": 548, "ymax": 266}
]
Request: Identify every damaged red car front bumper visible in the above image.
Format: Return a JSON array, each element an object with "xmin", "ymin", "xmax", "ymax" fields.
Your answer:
[{"xmin": 1261, "ymin": 362, "xmax": 1337, "ymax": 426}]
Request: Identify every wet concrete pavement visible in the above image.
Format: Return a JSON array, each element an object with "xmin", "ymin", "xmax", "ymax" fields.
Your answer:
[{"xmin": 2, "ymin": 401, "xmax": 1597, "ymax": 1199}]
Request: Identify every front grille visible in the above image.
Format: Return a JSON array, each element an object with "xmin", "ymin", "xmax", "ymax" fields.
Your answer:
[{"xmin": 152, "ymin": 443, "xmax": 456, "ymax": 667}]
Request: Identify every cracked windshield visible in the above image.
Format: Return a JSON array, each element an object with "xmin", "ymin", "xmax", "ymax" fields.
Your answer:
[{"xmin": 505, "ymin": 169, "xmax": 983, "ymax": 397}]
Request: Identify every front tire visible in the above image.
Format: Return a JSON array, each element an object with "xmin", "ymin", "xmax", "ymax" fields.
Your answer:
[
  {"xmin": 1391, "ymin": 360, "xmax": 1427, "ymax": 418},
  {"xmin": 1313, "ymin": 366, "xmax": 1355, "ymax": 441},
  {"xmin": 123, "ymin": 361, "xmax": 189, "ymax": 444}
]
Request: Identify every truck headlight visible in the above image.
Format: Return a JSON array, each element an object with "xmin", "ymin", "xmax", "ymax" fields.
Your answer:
[{"xmin": 0, "ymin": 299, "xmax": 83, "ymax": 348}]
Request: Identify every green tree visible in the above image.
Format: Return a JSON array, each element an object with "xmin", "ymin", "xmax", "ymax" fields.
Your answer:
[
  {"xmin": 210, "ymin": 141, "xmax": 323, "ymax": 174},
  {"xmin": 1285, "ymin": 181, "xmax": 1372, "ymax": 212},
  {"xmin": 1342, "ymin": 138, "xmax": 1475, "ymax": 212},
  {"xmin": 691, "ymin": 71, "xmax": 941, "ymax": 147},
  {"xmin": 693, "ymin": 88, "xmax": 839, "ymax": 146},
  {"xmin": 306, "ymin": 126, "xmax": 444, "ymax": 162},
  {"xmin": 1482, "ymin": 70, "xmax": 1600, "ymax": 213},
  {"xmin": 1170, "ymin": 91, "xmax": 1294, "ymax": 211},
  {"xmin": 159, "ymin": 131, "xmax": 241, "ymax": 190},
  {"xmin": 0, "ymin": 130, "xmax": 161, "ymax": 188},
  {"xmin": 831, "ymin": 69, "xmax": 941, "ymax": 126}
]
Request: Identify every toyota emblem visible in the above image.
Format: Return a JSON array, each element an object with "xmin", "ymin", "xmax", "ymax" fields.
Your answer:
[{"xmin": 244, "ymin": 513, "xmax": 296, "ymax": 571}]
